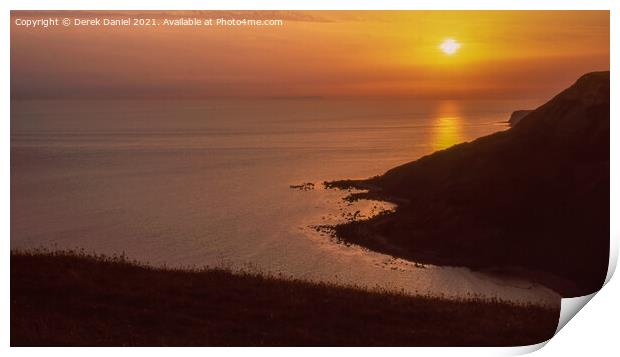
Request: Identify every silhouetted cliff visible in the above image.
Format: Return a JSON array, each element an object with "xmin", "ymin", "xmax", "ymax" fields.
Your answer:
[{"xmin": 330, "ymin": 72, "xmax": 610, "ymax": 297}]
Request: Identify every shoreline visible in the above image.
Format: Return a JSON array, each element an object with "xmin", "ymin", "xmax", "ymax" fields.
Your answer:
[
  {"xmin": 323, "ymin": 180, "xmax": 581, "ymax": 297},
  {"xmin": 301, "ymin": 183, "xmax": 559, "ymax": 305}
]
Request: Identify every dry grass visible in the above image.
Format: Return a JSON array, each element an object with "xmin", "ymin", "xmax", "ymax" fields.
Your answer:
[{"xmin": 11, "ymin": 250, "xmax": 559, "ymax": 346}]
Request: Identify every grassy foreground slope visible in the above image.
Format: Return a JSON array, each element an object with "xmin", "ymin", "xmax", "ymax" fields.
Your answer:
[
  {"xmin": 329, "ymin": 72, "xmax": 610, "ymax": 297},
  {"xmin": 11, "ymin": 252, "xmax": 559, "ymax": 346}
]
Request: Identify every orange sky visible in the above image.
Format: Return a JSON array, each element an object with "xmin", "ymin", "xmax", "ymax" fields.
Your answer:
[{"xmin": 10, "ymin": 11, "xmax": 609, "ymax": 100}]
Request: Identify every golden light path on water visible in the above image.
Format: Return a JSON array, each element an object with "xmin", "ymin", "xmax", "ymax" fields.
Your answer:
[{"xmin": 432, "ymin": 101, "xmax": 464, "ymax": 151}]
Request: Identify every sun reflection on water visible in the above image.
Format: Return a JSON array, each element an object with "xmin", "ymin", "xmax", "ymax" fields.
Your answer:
[{"xmin": 432, "ymin": 101, "xmax": 464, "ymax": 151}]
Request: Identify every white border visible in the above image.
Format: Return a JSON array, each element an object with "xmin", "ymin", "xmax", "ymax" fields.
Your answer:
[{"xmin": 3, "ymin": 1, "xmax": 617, "ymax": 356}]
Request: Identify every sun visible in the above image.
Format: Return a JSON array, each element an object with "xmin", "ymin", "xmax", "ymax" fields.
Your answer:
[{"xmin": 439, "ymin": 38, "xmax": 461, "ymax": 55}]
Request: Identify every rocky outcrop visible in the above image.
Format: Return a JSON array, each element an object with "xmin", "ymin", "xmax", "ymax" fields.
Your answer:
[{"xmin": 508, "ymin": 110, "xmax": 533, "ymax": 127}]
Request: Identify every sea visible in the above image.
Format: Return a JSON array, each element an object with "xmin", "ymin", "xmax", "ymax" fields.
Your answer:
[{"xmin": 10, "ymin": 98, "xmax": 560, "ymax": 305}]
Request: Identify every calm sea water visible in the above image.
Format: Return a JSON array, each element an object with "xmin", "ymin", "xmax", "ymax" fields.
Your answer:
[{"xmin": 11, "ymin": 98, "xmax": 560, "ymax": 304}]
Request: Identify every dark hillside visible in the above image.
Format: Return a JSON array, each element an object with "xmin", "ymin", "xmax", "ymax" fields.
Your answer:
[
  {"xmin": 331, "ymin": 72, "xmax": 610, "ymax": 296},
  {"xmin": 11, "ymin": 252, "xmax": 559, "ymax": 346}
]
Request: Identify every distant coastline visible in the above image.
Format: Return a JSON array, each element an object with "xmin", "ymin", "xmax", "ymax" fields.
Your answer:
[{"xmin": 508, "ymin": 110, "xmax": 534, "ymax": 127}]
